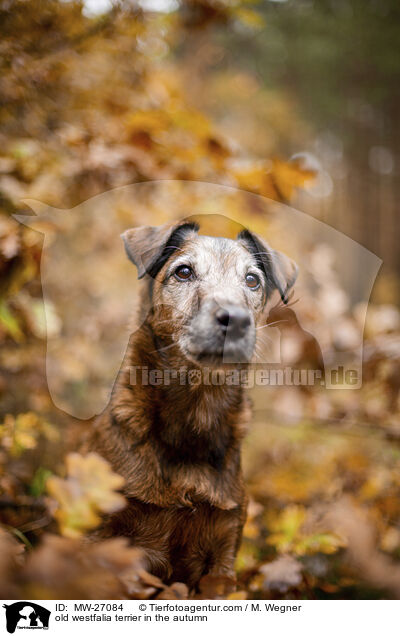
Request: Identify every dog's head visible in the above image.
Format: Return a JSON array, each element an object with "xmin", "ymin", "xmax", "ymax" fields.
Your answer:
[{"xmin": 122, "ymin": 220, "xmax": 297, "ymax": 365}]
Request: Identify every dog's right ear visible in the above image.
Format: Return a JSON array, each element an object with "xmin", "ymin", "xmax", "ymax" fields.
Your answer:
[{"xmin": 121, "ymin": 220, "xmax": 199, "ymax": 279}]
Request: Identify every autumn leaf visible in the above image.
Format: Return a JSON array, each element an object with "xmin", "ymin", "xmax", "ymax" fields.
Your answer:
[
  {"xmin": 47, "ymin": 453, "xmax": 126, "ymax": 538},
  {"xmin": 266, "ymin": 505, "xmax": 344, "ymax": 556},
  {"xmin": 23, "ymin": 534, "xmax": 151, "ymax": 600},
  {"xmin": 269, "ymin": 158, "xmax": 315, "ymax": 201},
  {"xmin": 259, "ymin": 555, "xmax": 303, "ymax": 593},
  {"xmin": 234, "ymin": 7, "xmax": 265, "ymax": 30},
  {"xmin": 296, "ymin": 532, "xmax": 346, "ymax": 556},
  {"xmin": 0, "ymin": 300, "xmax": 24, "ymax": 343},
  {"xmin": 266, "ymin": 504, "xmax": 306, "ymax": 552},
  {"xmin": 0, "ymin": 528, "xmax": 25, "ymax": 598},
  {"xmin": 0, "ymin": 413, "xmax": 58, "ymax": 458}
]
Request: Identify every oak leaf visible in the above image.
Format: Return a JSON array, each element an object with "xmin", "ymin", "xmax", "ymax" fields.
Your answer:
[{"xmin": 47, "ymin": 453, "xmax": 126, "ymax": 538}]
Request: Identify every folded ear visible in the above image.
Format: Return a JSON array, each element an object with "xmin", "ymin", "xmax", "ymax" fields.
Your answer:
[
  {"xmin": 121, "ymin": 220, "xmax": 199, "ymax": 279},
  {"xmin": 238, "ymin": 229, "xmax": 298, "ymax": 304}
]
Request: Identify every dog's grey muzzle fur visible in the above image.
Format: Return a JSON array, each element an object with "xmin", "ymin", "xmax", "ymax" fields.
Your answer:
[{"xmin": 185, "ymin": 298, "xmax": 256, "ymax": 364}]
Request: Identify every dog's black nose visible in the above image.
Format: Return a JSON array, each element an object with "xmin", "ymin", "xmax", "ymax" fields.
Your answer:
[{"xmin": 216, "ymin": 306, "xmax": 251, "ymax": 338}]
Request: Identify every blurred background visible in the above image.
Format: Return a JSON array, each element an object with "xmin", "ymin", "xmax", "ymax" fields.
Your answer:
[{"xmin": 0, "ymin": 0, "xmax": 400, "ymax": 600}]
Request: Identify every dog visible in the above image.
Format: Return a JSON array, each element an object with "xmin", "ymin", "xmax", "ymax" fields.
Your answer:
[{"xmin": 89, "ymin": 219, "xmax": 297, "ymax": 591}]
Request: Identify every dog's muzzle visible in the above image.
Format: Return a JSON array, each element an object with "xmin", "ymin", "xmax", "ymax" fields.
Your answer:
[
  {"xmin": 215, "ymin": 305, "xmax": 251, "ymax": 340},
  {"xmin": 185, "ymin": 300, "xmax": 255, "ymax": 364}
]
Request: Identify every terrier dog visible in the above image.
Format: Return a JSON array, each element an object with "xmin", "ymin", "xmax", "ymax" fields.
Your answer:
[{"xmin": 89, "ymin": 219, "xmax": 297, "ymax": 590}]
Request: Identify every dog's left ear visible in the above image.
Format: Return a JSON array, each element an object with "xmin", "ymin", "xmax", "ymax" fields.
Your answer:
[
  {"xmin": 238, "ymin": 229, "xmax": 298, "ymax": 304},
  {"xmin": 122, "ymin": 220, "xmax": 199, "ymax": 279}
]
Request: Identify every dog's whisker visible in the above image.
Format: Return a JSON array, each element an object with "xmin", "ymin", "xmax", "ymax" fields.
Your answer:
[
  {"xmin": 254, "ymin": 336, "xmax": 272, "ymax": 352},
  {"xmin": 271, "ymin": 293, "xmax": 300, "ymax": 311},
  {"xmin": 149, "ymin": 342, "xmax": 177, "ymax": 354},
  {"xmin": 152, "ymin": 319, "xmax": 174, "ymax": 326},
  {"xmin": 156, "ymin": 315, "xmax": 188, "ymax": 324},
  {"xmin": 269, "ymin": 290, "xmax": 299, "ymax": 310},
  {"xmin": 165, "ymin": 245, "xmax": 185, "ymax": 253},
  {"xmin": 252, "ymin": 348, "xmax": 267, "ymax": 362},
  {"xmin": 256, "ymin": 334, "xmax": 272, "ymax": 345},
  {"xmin": 152, "ymin": 331, "xmax": 175, "ymax": 338},
  {"xmin": 256, "ymin": 320, "xmax": 288, "ymax": 330},
  {"xmin": 246, "ymin": 251, "xmax": 273, "ymax": 262}
]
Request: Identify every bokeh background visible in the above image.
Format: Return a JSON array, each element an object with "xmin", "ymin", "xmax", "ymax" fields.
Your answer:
[{"xmin": 0, "ymin": 0, "xmax": 400, "ymax": 599}]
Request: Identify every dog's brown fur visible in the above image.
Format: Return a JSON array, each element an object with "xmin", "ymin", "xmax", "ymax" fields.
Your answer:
[{"xmin": 89, "ymin": 220, "xmax": 297, "ymax": 590}]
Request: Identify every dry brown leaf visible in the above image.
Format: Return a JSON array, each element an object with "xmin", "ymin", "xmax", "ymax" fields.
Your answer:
[{"xmin": 259, "ymin": 555, "xmax": 303, "ymax": 593}]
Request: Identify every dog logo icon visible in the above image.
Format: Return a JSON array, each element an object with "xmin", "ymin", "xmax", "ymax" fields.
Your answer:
[{"xmin": 3, "ymin": 602, "xmax": 50, "ymax": 634}]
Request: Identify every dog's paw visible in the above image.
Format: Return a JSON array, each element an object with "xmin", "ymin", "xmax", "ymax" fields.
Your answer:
[
  {"xmin": 197, "ymin": 573, "xmax": 237, "ymax": 599},
  {"xmin": 157, "ymin": 582, "xmax": 189, "ymax": 600}
]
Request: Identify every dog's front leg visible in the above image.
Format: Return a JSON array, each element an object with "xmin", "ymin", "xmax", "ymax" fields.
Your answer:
[
  {"xmin": 208, "ymin": 540, "xmax": 237, "ymax": 579},
  {"xmin": 198, "ymin": 506, "xmax": 245, "ymax": 597},
  {"xmin": 140, "ymin": 547, "xmax": 173, "ymax": 582}
]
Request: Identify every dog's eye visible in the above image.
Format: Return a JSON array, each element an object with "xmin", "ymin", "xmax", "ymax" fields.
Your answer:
[
  {"xmin": 245, "ymin": 273, "xmax": 260, "ymax": 290},
  {"xmin": 174, "ymin": 265, "xmax": 193, "ymax": 281}
]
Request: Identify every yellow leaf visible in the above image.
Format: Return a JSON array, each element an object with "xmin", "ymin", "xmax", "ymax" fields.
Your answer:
[
  {"xmin": 47, "ymin": 453, "xmax": 126, "ymax": 538},
  {"xmin": 0, "ymin": 412, "xmax": 58, "ymax": 457},
  {"xmin": 270, "ymin": 158, "xmax": 315, "ymax": 201},
  {"xmin": 234, "ymin": 7, "xmax": 265, "ymax": 29}
]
